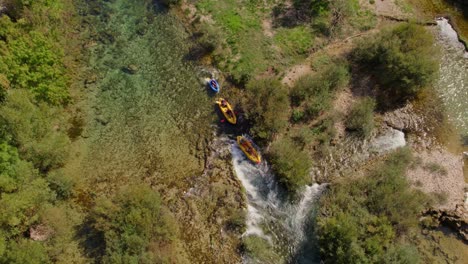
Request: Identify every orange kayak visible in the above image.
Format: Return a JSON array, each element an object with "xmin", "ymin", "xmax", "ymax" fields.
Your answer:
[
  {"xmin": 237, "ymin": 136, "xmax": 261, "ymax": 164},
  {"xmin": 216, "ymin": 98, "xmax": 237, "ymax": 124}
]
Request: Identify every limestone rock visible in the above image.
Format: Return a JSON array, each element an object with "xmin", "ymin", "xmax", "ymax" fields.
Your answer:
[
  {"xmin": 30, "ymin": 224, "xmax": 54, "ymax": 241},
  {"xmin": 426, "ymin": 204, "xmax": 468, "ymax": 242}
]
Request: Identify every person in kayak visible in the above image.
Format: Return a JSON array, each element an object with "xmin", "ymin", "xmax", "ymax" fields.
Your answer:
[
  {"xmin": 221, "ymin": 99, "xmax": 227, "ymax": 107},
  {"xmin": 211, "ymin": 80, "xmax": 217, "ymax": 88},
  {"xmin": 241, "ymin": 139, "xmax": 255, "ymax": 156}
]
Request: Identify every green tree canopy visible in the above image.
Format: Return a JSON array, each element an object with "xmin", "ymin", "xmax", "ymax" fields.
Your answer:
[
  {"xmin": 268, "ymin": 137, "xmax": 312, "ymax": 194},
  {"xmin": 242, "ymin": 78, "xmax": 290, "ymax": 141},
  {"xmin": 352, "ymin": 23, "xmax": 439, "ymax": 108},
  {"xmin": 316, "ymin": 148, "xmax": 431, "ymax": 263},
  {"xmin": 90, "ymin": 185, "xmax": 188, "ymax": 264}
]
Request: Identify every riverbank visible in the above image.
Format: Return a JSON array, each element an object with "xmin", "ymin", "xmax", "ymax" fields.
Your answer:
[{"xmin": 171, "ymin": 0, "xmax": 468, "ymax": 262}]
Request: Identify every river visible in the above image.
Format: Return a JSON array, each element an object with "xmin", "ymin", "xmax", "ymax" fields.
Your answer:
[
  {"xmin": 73, "ymin": 1, "xmax": 467, "ymax": 263},
  {"xmin": 434, "ymin": 18, "xmax": 468, "ymax": 178},
  {"xmin": 77, "ymin": 0, "xmax": 213, "ymax": 194}
]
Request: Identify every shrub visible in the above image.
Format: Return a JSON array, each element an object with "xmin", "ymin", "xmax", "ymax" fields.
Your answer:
[
  {"xmin": 345, "ymin": 97, "xmax": 376, "ymax": 138},
  {"xmin": 242, "ymin": 235, "xmax": 281, "ymax": 263},
  {"xmin": 295, "ymin": 0, "xmax": 358, "ymax": 36},
  {"xmin": 243, "ymin": 78, "xmax": 290, "ymax": 141},
  {"xmin": 0, "ymin": 90, "xmax": 70, "ymax": 172},
  {"xmin": 352, "ymin": 23, "xmax": 439, "ymax": 107},
  {"xmin": 268, "ymin": 137, "xmax": 311, "ymax": 194},
  {"xmin": 1, "ymin": 238, "xmax": 50, "ymax": 264},
  {"xmin": 316, "ymin": 148, "xmax": 430, "ymax": 263},
  {"xmin": 0, "ymin": 16, "xmax": 69, "ymax": 105},
  {"xmin": 90, "ymin": 185, "xmax": 188, "ymax": 264},
  {"xmin": 290, "ymin": 58, "xmax": 349, "ymax": 121}
]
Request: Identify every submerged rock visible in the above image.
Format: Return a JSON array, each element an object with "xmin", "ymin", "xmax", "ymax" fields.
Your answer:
[{"xmin": 122, "ymin": 64, "xmax": 139, "ymax": 74}]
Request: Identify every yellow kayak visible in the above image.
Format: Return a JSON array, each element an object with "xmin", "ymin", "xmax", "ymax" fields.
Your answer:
[
  {"xmin": 237, "ymin": 136, "xmax": 261, "ymax": 164},
  {"xmin": 216, "ymin": 98, "xmax": 237, "ymax": 125}
]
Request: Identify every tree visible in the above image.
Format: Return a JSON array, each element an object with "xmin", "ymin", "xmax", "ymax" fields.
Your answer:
[
  {"xmin": 0, "ymin": 16, "xmax": 69, "ymax": 105},
  {"xmin": 268, "ymin": 137, "xmax": 311, "ymax": 194},
  {"xmin": 316, "ymin": 149, "xmax": 430, "ymax": 263},
  {"xmin": 89, "ymin": 185, "xmax": 189, "ymax": 264},
  {"xmin": 243, "ymin": 78, "xmax": 290, "ymax": 141},
  {"xmin": 352, "ymin": 23, "xmax": 439, "ymax": 107},
  {"xmin": 0, "ymin": 90, "xmax": 70, "ymax": 172},
  {"xmin": 1, "ymin": 238, "xmax": 50, "ymax": 264}
]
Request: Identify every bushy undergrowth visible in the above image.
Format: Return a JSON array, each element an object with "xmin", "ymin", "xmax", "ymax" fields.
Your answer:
[
  {"xmin": 316, "ymin": 148, "xmax": 431, "ymax": 263},
  {"xmin": 242, "ymin": 235, "xmax": 282, "ymax": 263},
  {"xmin": 345, "ymin": 97, "xmax": 376, "ymax": 138},
  {"xmin": 290, "ymin": 57, "xmax": 349, "ymax": 121},
  {"xmin": 352, "ymin": 23, "xmax": 439, "ymax": 108},
  {"xmin": 89, "ymin": 185, "xmax": 189, "ymax": 264},
  {"xmin": 268, "ymin": 137, "xmax": 312, "ymax": 194},
  {"xmin": 242, "ymin": 78, "xmax": 290, "ymax": 141},
  {"xmin": 0, "ymin": 1, "xmax": 84, "ymax": 263},
  {"xmin": 0, "ymin": 7, "xmax": 69, "ymax": 105}
]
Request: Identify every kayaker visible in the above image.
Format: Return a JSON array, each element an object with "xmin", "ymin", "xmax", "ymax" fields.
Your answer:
[
  {"xmin": 226, "ymin": 109, "xmax": 234, "ymax": 118},
  {"xmin": 211, "ymin": 80, "xmax": 217, "ymax": 88},
  {"xmin": 221, "ymin": 99, "xmax": 227, "ymax": 107}
]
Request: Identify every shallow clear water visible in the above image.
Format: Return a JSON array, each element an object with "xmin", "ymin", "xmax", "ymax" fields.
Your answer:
[
  {"xmin": 79, "ymin": 0, "xmax": 214, "ymax": 193},
  {"xmin": 435, "ymin": 18, "xmax": 468, "ymax": 139}
]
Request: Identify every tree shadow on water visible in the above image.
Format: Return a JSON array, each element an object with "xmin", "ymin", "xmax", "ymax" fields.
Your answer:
[{"xmin": 75, "ymin": 219, "xmax": 106, "ymax": 262}]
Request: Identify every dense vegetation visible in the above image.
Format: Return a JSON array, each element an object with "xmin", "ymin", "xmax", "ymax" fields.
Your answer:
[
  {"xmin": 0, "ymin": 1, "xmax": 197, "ymax": 263},
  {"xmin": 268, "ymin": 137, "xmax": 312, "ymax": 194},
  {"xmin": 88, "ymin": 185, "xmax": 188, "ymax": 263},
  {"xmin": 316, "ymin": 149, "xmax": 431, "ymax": 263},
  {"xmin": 345, "ymin": 97, "xmax": 376, "ymax": 138},
  {"xmin": 0, "ymin": 1, "xmax": 79, "ymax": 263},
  {"xmin": 242, "ymin": 78, "xmax": 290, "ymax": 141},
  {"xmin": 352, "ymin": 23, "xmax": 439, "ymax": 108},
  {"xmin": 290, "ymin": 56, "xmax": 349, "ymax": 122}
]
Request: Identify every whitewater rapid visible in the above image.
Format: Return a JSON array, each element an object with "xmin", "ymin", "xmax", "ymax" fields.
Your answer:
[{"xmin": 230, "ymin": 142, "xmax": 326, "ymax": 263}]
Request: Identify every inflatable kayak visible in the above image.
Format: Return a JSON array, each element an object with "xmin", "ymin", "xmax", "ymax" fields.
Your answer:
[
  {"xmin": 216, "ymin": 98, "xmax": 237, "ymax": 124},
  {"xmin": 237, "ymin": 136, "xmax": 261, "ymax": 164},
  {"xmin": 208, "ymin": 79, "xmax": 220, "ymax": 93}
]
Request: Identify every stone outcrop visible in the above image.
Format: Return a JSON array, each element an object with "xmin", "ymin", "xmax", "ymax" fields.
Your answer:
[
  {"xmin": 30, "ymin": 224, "xmax": 54, "ymax": 241},
  {"xmin": 383, "ymin": 103, "xmax": 424, "ymax": 132},
  {"xmin": 425, "ymin": 204, "xmax": 468, "ymax": 242}
]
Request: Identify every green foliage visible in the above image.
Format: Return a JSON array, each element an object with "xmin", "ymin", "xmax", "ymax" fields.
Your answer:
[
  {"xmin": 243, "ymin": 78, "xmax": 290, "ymax": 141},
  {"xmin": 0, "ymin": 17, "xmax": 69, "ymax": 105},
  {"xmin": 1, "ymin": 238, "xmax": 50, "ymax": 264},
  {"xmin": 0, "ymin": 140, "xmax": 36, "ymax": 193},
  {"xmin": 316, "ymin": 148, "xmax": 430, "ymax": 263},
  {"xmin": 0, "ymin": 178, "xmax": 55, "ymax": 237},
  {"xmin": 242, "ymin": 235, "xmax": 281, "ymax": 263},
  {"xmin": 290, "ymin": 58, "xmax": 349, "ymax": 121},
  {"xmin": 345, "ymin": 97, "xmax": 376, "ymax": 138},
  {"xmin": 381, "ymin": 244, "xmax": 420, "ymax": 264},
  {"xmin": 274, "ymin": 26, "xmax": 314, "ymax": 57},
  {"xmin": 0, "ymin": 90, "xmax": 70, "ymax": 172},
  {"xmin": 90, "ymin": 185, "xmax": 187, "ymax": 264},
  {"xmin": 352, "ymin": 23, "xmax": 439, "ymax": 106},
  {"xmin": 46, "ymin": 169, "xmax": 75, "ymax": 200},
  {"xmin": 268, "ymin": 137, "xmax": 311, "ymax": 194},
  {"xmin": 296, "ymin": 0, "xmax": 359, "ymax": 36}
]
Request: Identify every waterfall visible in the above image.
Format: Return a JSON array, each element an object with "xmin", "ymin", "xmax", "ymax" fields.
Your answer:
[{"xmin": 230, "ymin": 141, "xmax": 326, "ymax": 263}]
